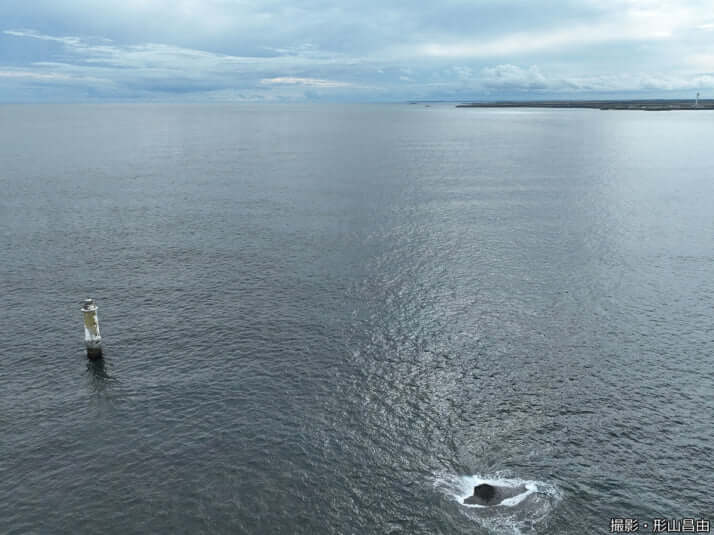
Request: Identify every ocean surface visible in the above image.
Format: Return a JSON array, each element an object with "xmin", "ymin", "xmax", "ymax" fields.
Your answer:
[{"xmin": 1, "ymin": 103, "xmax": 712, "ymax": 534}]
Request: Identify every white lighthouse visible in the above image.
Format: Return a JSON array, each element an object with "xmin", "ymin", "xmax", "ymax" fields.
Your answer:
[{"xmin": 81, "ymin": 298, "xmax": 102, "ymax": 358}]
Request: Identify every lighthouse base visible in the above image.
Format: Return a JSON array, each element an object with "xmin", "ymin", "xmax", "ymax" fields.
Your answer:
[{"xmin": 86, "ymin": 346, "xmax": 103, "ymax": 359}]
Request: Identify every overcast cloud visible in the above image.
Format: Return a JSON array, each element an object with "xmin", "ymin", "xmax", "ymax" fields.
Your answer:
[{"xmin": 1, "ymin": 0, "xmax": 712, "ymax": 101}]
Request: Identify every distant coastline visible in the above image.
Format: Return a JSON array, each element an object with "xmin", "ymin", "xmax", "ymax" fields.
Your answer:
[{"xmin": 455, "ymin": 99, "xmax": 714, "ymax": 111}]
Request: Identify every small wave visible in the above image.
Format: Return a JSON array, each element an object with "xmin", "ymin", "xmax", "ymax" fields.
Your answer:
[{"xmin": 433, "ymin": 472, "xmax": 561, "ymax": 534}]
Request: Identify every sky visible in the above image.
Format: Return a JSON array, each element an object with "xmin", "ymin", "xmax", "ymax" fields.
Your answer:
[{"xmin": 1, "ymin": 0, "xmax": 713, "ymax": 102}]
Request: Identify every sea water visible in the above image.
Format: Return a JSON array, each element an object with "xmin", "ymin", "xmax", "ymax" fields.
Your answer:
[{"xmin": 1, "ymin": 103, "xmax": 713, "ymax": 534}]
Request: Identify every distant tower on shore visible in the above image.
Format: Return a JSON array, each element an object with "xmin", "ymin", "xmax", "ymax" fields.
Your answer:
[{"xmin": 696, "ymin": 92, "xmax": 700, "ymax": 107}]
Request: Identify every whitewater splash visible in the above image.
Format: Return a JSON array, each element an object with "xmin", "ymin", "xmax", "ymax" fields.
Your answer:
[{"xmin": 433, "ymin": 472, "xmax": 561, "ymax": 534}]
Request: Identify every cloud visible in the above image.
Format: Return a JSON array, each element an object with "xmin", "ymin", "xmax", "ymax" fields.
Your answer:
[
  {"xmin": 0, "ymin": 69, "xmax": 72, "ymax": 80},
  {"xmin": 415, "ymin": 19, "xmax": 677, "ymax": 60},
  {"xmin": 480, "ymin": 65, "xmax": 550, "ymax": 91},
  {"xmin": 687, "ymin": 54, "xmax": 714, "ymax": 71},
  {"xmin": 2, "ymin": 0, "xmax": 714, "ymax": 101},
  {"xmin": 0, "ymin": 66, "xmax": 110, "ymax": 88},
  {"xmin": 1, "ymin": 28, "xmax": 360, "ymax": 99},
  {"xmin": 3, "ymin": 29, "xmax": 83, "ymax": 46},
  {"xmin": 474, "ymin": 65, "xmax": 714, "ymax": 94},
  {"xmin": 261, "ymin": 77, "xmax": 353, "ymax": 88}
]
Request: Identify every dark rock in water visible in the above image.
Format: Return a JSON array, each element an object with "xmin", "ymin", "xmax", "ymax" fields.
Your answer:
[
  {"xmin": 464, "ymin": 483, "xmax": 527, "ymax": 506},
  {"xmin": 474, "ymin": 484, "xmax": 495, "ymax": 501}
]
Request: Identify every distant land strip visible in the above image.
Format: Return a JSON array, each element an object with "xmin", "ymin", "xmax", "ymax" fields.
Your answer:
[{"xmin": 455, "ymin": 99, "xmax": 714, "ymax": 111}]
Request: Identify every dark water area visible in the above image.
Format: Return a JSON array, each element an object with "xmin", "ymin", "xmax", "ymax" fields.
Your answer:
[{"xmin": 1, "ymin": 103, "xmax": 712, "ymax": 534}]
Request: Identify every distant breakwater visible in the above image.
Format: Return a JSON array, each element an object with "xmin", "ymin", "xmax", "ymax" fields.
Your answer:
[{"xmin": 456, "ymin": 100, "xmax": 714, "ymax": 111}]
